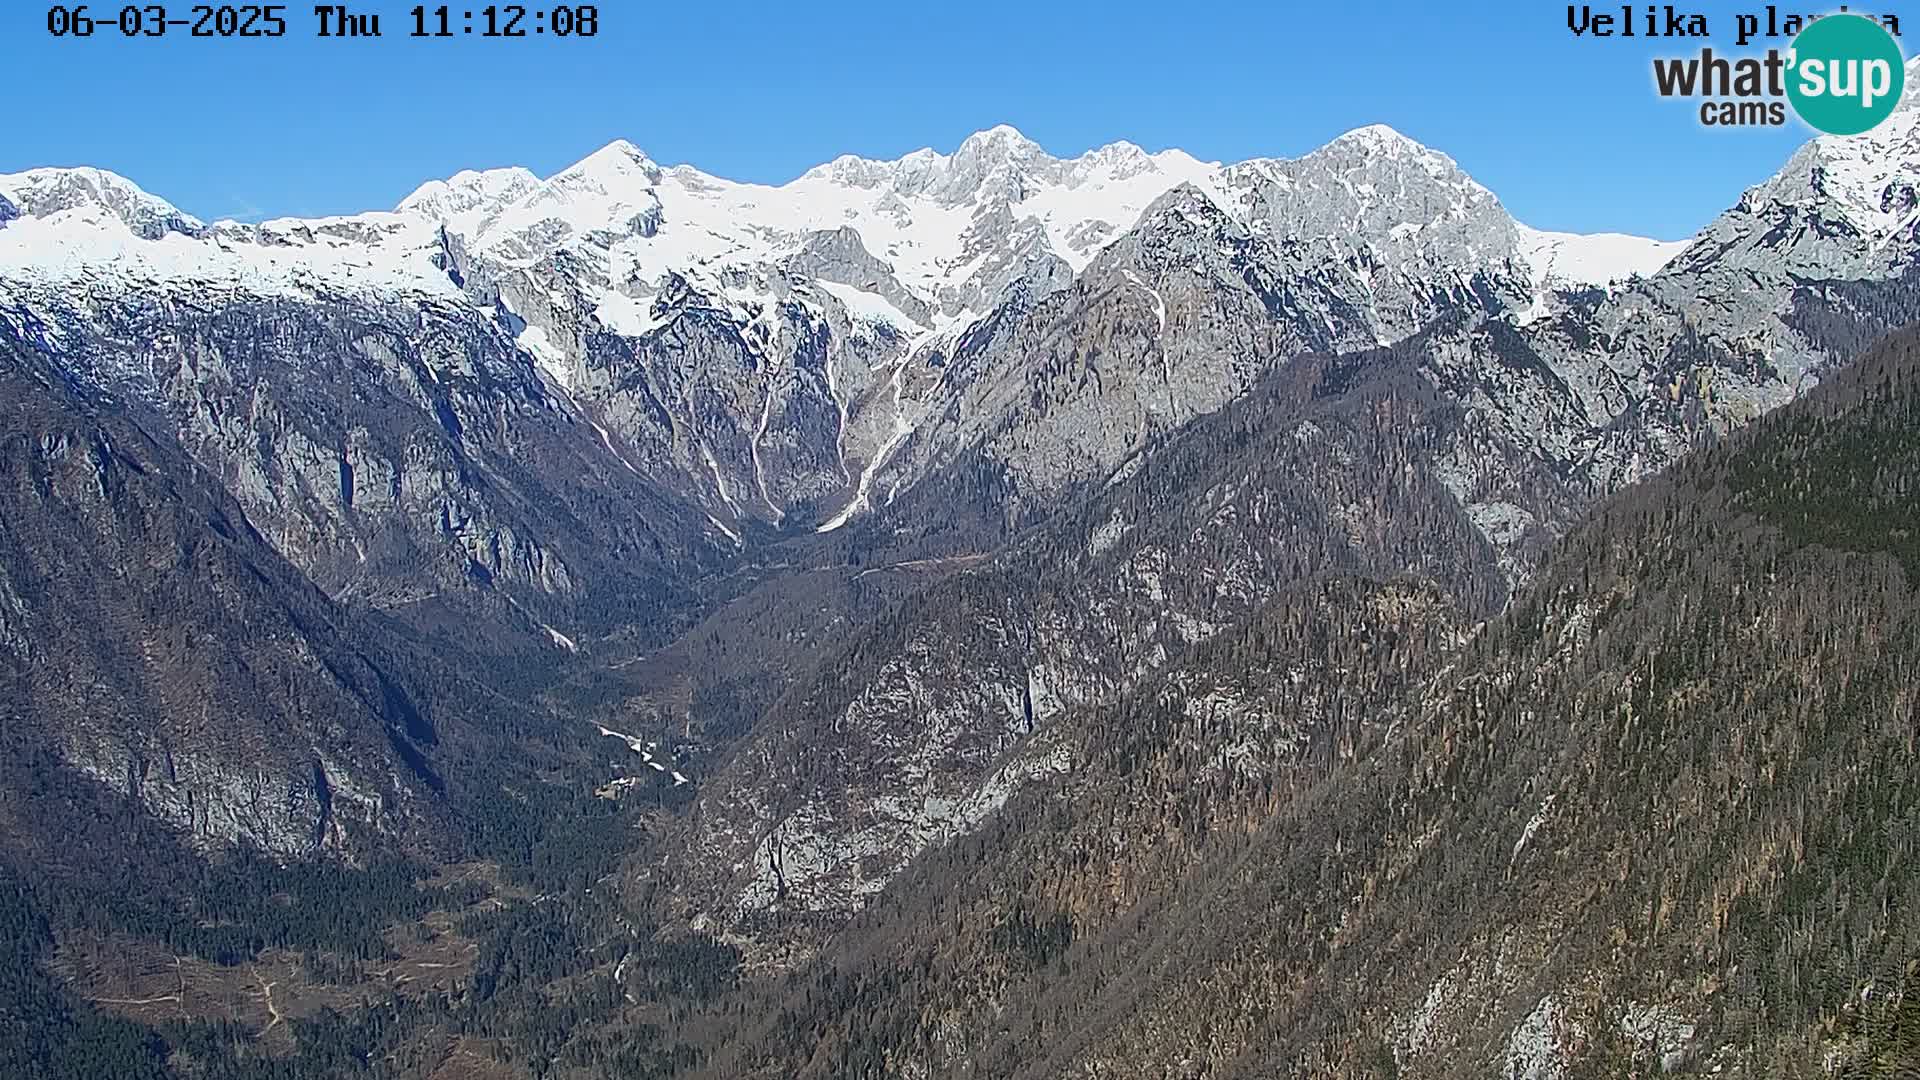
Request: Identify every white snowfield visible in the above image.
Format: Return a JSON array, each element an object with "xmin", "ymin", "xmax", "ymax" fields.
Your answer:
[
  {"xmin": 1514, "ymin": 227, "xmax": 1689, "ymax": 292},
  {"xmin": 1746, "ymin": 58, "xmax": 1920, "ymax": 252},
  {"xmin": 0, "ymin": 173, "xmax": 463, "ymax": 301},
  {"xmin": 1510, "ymin": 57, "xmax": 1920, "ymax": 293}
]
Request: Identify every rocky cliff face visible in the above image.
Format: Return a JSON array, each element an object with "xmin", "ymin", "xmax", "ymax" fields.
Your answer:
[
  {"xmin": 867, "ymin": 86, "xmax": 1920, "ymax": 553},
  {"xmin": 665, "ymin": 332, "xmax": 1569, "ymax": 957},
  {"xmin": 0, "ymin": 338, "xmax": 437, "ymax": 857},
  {"xmin": 0, "ymin": 285, "xmax": 737, "ymax": 652},
  {"xmin": 7, "ymin": 63, "xmax": 1920, "ymax": 1080}
]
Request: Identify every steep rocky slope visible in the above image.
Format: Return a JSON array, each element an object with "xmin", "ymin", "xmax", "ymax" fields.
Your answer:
[
  {"xmin": 0, "ymin": 323, "xmax": 694, "ymax": 868},
  {"xmin": 669, "ymin": 248, "xmax": 1920, "ymax": 959},
  {"xmin": 7, "ymin": 89, "xmax": 1915, "ymax": 650},
  {"xmin": 0, "ymin": 290, "xmax": 734, "ymax": 651},
  {"xmin": 0, "ymin": 120, "xmax": 1700, "ymax": 559},
  {"xmin": 627, "ymin": 87, "xmax": 1920, "ymax": 957},
  {"xmin": 878, "ymin": 73, "xmax": 1920, "ymax": 547}
]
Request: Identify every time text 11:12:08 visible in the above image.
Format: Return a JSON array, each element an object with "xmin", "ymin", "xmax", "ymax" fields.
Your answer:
[{"xmin": 411, "ymin": 5, "xmax": 600, "ymax": 37}]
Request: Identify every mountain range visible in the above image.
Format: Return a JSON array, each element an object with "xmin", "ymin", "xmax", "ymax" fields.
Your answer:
[
  {"xmin": 3, "ymin": 62, "xmax": 1920, "ymax": 1080},
  {"xmin": 0, "ymin": 118, "xmax": 1692, "ymax": 548}
]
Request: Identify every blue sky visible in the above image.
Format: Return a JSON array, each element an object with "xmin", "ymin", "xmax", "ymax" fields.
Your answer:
[{"xmin": 0, "ymin": 1, "xmax": 1849, "ymax": 238}]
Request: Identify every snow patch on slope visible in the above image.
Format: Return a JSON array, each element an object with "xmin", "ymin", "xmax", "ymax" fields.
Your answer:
[
  {"xmin": 814, "ymin": 280, "xmax": 922, "ymax": 329},
  {"xmin": 395, "ymin": 166, "xmax": 540, "ymax": 233}
]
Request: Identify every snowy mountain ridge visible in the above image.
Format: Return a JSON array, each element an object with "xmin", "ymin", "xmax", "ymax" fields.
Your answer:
[
  {"xmin": 0, "ymin": 124, "xmax": 1689, "ymax": 449},
  {"xmin": 0, "ymin": 123, "xmax": 1680, "ymax": 318}
]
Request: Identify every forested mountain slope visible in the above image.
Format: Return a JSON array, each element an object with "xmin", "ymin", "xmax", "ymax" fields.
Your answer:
[
  {"xmin": 666, "ymin": 257, "xmax": 1920, "ymax": 963},
  {"xmin": 694, "ymin": 324, "xmax": 1920, "ymax": 1079},
  {"xmin": 668, "ymin": 329, "xmax": 1534, "ymax": 955},
  {"xmin": 0, "ymin": 331, "xmax": 732, "ymax": 1080}
]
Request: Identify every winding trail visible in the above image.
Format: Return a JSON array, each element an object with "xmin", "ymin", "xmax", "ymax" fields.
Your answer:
[{"xmin": 251, "ymin": 963, "xmax": 284, "ymax": 1034}]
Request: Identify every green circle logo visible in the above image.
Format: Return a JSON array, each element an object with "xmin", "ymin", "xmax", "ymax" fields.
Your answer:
[{"xmin": 1787, "ymin": 14, "xmax": 1906, "ymax": 135}]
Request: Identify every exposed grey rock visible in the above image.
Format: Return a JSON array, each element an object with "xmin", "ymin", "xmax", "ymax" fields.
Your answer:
[
  {"xmin": 395, "ymin": 165, "xmax": 542, "ymax": 226},
  {"xmin": 0, "ymin": 289, "xmax": 731, "ymax": 640},
  {"xmin": 651, "ymin": 103, "xmax": 1920, "ymax": 949},
  {"xmin": 0, "ymin": 123, "xmax": 1691, "ymax": 560},
  {"xmin": 1225, "ymin": 124, "xmax": 1533, "ymax": 342},
  {"xmin": 783, "ymin": 227, "xmax": 932, "ymax": 327}
]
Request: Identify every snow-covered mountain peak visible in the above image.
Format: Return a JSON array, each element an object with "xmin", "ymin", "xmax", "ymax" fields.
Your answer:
[
  {"xmin": 395, "ymin": 166, "xmax": 541, "ymax": 223},
  {"xmin": 0, "ymin": 123, "xmax": 1700, "ymax": 368},
  {"xmin": 460, "ymin": 142, "xmax": 675, "ymax": 265},
  {"xmin": 1729, "ymin": 57, "xmax": 1920, "ymax": 240},
  {"xmin": 1132, "ymin": 181, "xmax": 1244, "ymax": 243},
  {"xmin": 1, "ymin": 118, "xmax": 1902, "ymax": 555},
  {"xmin": 1808, "ymin": 111, "xmax": 1920, "ymax": 236},
  {"xmin": 913, "ymin": 125, "xmax": 1051, "ymax": 206},
  {"xmin": 802, "ymin": 152, "xmax": 927, "ymax": 189},
  {"xmin": 1070, "ymin": 141, "xmax": 1203, "ymax": 183},
  {"xmin": 795, "ymin": 143, "xmax": 974, "ymax": 193},
  {"xmin": 1078, "ymin": 138, "xmax": 1147, "ymax": 163},
  {"xmin": 1326, "ymin": 123, "xmax": 1426, "ymax": 155},
  {"xmin": 550, "ymin": 139, "xmax": 665, "ymax": 192},
  {"xmin": 953, "ymin": 124, "xmax": 1042, "ymax": 158},
  {"xmin": 1306, "ymin": 124, "xmax": 1484, "ymax": 193},
  {"xmin": 804, "ymin": 130, "xmax": 1209, "ymax": 196},
  {"xmin": 1225, "ymin": 123, "xmax": 1507, "ymax": 253},
  {"xmin": 0, "ymin": 166, "xmax": 203, "ymax": 240}
]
